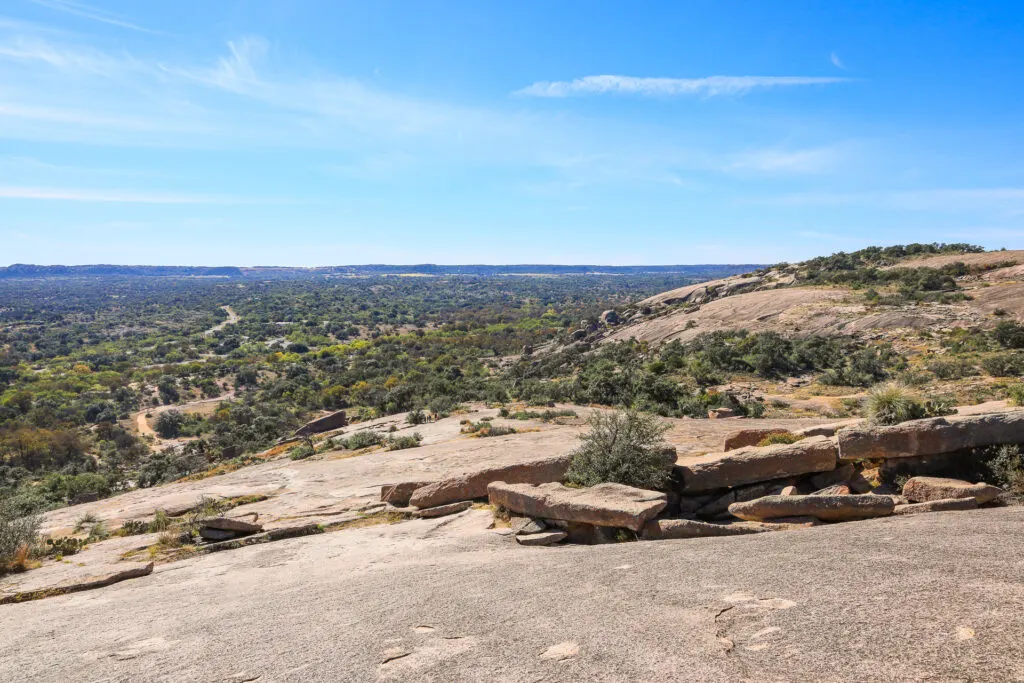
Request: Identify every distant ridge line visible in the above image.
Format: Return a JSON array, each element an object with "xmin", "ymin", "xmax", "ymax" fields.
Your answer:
[{"xmin": 0, "ymin": 263, "xmax": 763, "ymax": 280}]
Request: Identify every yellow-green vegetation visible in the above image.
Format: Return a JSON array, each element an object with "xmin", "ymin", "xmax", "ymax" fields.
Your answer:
[
  {"xmin": 326, "ymin": 509, "xmax": 411, "ymax": 532},
  {"xmin": 460, "ymin": 421, "xmax": 516, "ymax": 437},
  {"xmin": 3, "ymin": 245, "xmax": 1022, "ymax": 520},
  {"xmin": 756, "ymin": 433, "xmax": 804, "ymax": 447},
  {"xmin": 863, "ymin": 383, "xmax": 956, "ymax": 425}
]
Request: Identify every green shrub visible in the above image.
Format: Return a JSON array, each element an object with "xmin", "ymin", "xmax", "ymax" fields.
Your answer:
[
  {"xmin": 385, "ymin": 433, "xmax": 423, "ymax": 451},
  {"xmin": 981, "ymin": 352, "xmax": 1024, "ymax": 377},
  {"xmin": 0, "ymin": 500, "xmax": 40, "ymax": 572},
  {"xmin": 740, "ymin": 400, "xmax": 767, "ymax": 418},
  {"xmin": 564, "ymin": 410, "xmax": 673, "ymax": 490},
  {"xmin": 864, "ymin": 383, "xmax": 923, "ymax": 425},
  {"xmin": 428, "ymin": 396, "xmax": 460, "ymax": 418},
  {"xmin": 863, "ymin": 383, "xmax": 956, "ymax": 425},
  {"xmin": 288, "ymin": 443, "xmax": 315, "ymax": 460},
  {"xmin": 460, "ymin": 421, "xmax": 516, "ymax": 437},
  {"xmin": 993, "ymin": 321, "xmax": 1024, "ymax": 349},
  {"xmin": 926, "ymin": 358, "xmax": 977, "ymax": 380},
  {"xmin": 1007, "ymin": 383, "xmax": 1024, "ymax": 407},
  {"xmin": 510, "ymin": 409, "xmax": 577, "ymax": 422},
  {"xmin": 117, "ymin": 520, "xmax": 150, "ymax": 536},
  {"xmin": 44, "ymin": 535, "xmax": 84, "ymax": 557},
  {"xmin": 339, "ymin": 431, "xmax": 383, "ymax": 450},
  {"xmin": 986, "ymin": 444, "xmax": 1024, "ymax": 494},
  {"xmin": 406, "ymin": 409, "xmax": 428, "ymax": 425}
]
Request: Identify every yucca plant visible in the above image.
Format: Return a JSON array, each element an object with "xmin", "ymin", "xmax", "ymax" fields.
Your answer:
[{"xmin": 864, "ymin": 383, "xmax": 924, "ymax": 425}]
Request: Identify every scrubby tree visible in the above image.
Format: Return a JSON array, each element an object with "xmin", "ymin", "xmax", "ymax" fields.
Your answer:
[{"xmin": 564, "ymin": 410, "xmax": 673, "ymax": 490}]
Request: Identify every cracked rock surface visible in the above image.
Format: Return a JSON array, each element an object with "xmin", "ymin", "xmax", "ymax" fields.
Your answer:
[{"xmin": 2, "ymin": 506, "xmax": 1023, "ymax": 682}]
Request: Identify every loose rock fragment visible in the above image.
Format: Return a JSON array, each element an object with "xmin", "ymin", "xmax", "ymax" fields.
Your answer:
[
  {"xmin": 894, "ymin": 498, "xmax": 978, "ymax": 515},
  {"xmin": 413, "ymin": 500, "xmax": 473, "ymax": 518},
  {"xmin": 488, "ymin": 481, "xmax": 666, "ymax": 532},
  {"xmin": 515, "ymin": 530, "xmax": 567, "ymax": 546},
  {"xmin": 728, "ymin": 494, "xmax": 894, "ymax": 522},
  {"xmin": 902, "ymin": 477, "xmax": 1002, "ymax": 504}
]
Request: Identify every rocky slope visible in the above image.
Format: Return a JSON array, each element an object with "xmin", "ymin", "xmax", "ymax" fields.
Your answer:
[{"xmin": 605, "ymin": 249, "xmax": 1024, "ymax": 347}]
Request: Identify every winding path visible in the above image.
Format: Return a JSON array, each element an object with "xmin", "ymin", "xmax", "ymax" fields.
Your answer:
[{"xmin": 203, "ymin": 306, "xmax": 239, "ymax": 336}]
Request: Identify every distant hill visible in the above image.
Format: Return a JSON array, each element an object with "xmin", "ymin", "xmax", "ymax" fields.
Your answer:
[{"xmin": 0, "ymin": 263, "xmax": 762, "ymax": 280}]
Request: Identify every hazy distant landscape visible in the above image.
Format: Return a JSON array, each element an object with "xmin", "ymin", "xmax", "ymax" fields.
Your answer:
[{"xmin": 3, "ymin": 1, "xmax": 1024, "ymax": 680}]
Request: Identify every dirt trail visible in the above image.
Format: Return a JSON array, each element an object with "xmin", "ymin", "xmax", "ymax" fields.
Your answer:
[
  {"xmin": 203, "ymin": 306, "xmax": 239, "ymax": 336},
  {"xmin": 132, "ymin": 392, "xmax": 236, "ymax": 444}
]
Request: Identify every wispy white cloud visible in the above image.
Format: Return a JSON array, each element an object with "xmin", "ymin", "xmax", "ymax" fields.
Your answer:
[
  {"xmin": 726, "ymin": 146, "xmax": 844, "ymax": 173},
  {"xmin": 0, "ymin": 35, "xmax": 146, "ymax": 76},
  {"xmin": 516, "ymin": 75, "xmax": 851, "ymax": 98},
  {"xmin": 830, "ymin": 52, "xmax": 846, "ymax": 70},
  {"xmin": 27, "ymin": 0, "xmax": 162, "ymax": 34},
  {"xmin": 0, "ymin": 186, "xmax": 278, "ymax": 204}
]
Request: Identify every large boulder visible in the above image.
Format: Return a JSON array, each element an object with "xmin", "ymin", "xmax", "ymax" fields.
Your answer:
[
  {"xmin": 728, "ymin": 494, "xmax": 894, "ymax": 522},
  {"xmin": 837, "ymin": 411, "xmax": 1024, "ymax": 461},
  {"xmin": 380, "ymin": 481, "xmax": 435, "ymax": 506},
  {"xmin": 723, "ymin": 429, "xmax": 794, "ymax": 451},
  {"xmin": 409, "ymin": 454, "xmax": 572, "ymax": 509},
  {"xmin": 487, "ymin": 481, "xmax": 667, "ymax": 533},
  {"xmin": 901, "ymin": 477, "xmax": 1003, "ymax": 504},
  {"xmin": 894, "ymin": 498, "xmax": 978, "ymax": 515},
  {"xmin": 676, "ymin": 436, "xmax": 838, "ymax": 493},
  {"xmin": 294, "ymin": 410, "xmax": 348, "ymax": 437}
]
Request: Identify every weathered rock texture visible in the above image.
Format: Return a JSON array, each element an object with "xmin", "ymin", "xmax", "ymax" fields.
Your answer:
[
  {"xmin": 0, "ymin": 563, "xmax": 154, "ymax": 605},
  {"xmin": 409, "ymin": 454, "xmax": 572, "ymax": 509},
  {"xmin": 294, "ymin": 410, "xmax": 348, "ymax": 437},
  {"xmin": 515, "ymin": 530, "xmax": 567, "ymax": 546},
  {"xmin": 640, "ymin": 518, "xmax": 766, "ymax": 540},
  {"xmin": 510, "ymin": 516, "xmax": 546, "ymax": 535},
  {"xmin": 812, "ymin": 484, "xmax": 851, "ymax": 496},
  {"xmin": 412, "ymin": 501, "xmax": 473, "ymax": 518},
  {"xmin": 380, "ymin": 481, "xmax": 435, "ymax": 506},
  {"xmin": 729, "ymin": 494, "xmax": 895, "ymax": 522},
  {"xmin": 809, "ymin": 463, "xmax": 856, "ymax": 490},
  {"xmin": 723, "ymin": 429, "xmax": 794, "ymax": 451},
  {"xmin": 676, "ymin": 436, "xmax": 838, "ymax": 493},
  {"xmin": 902, "ymin": 477, "xmax": 1003, "ymax": 504},
  {"xmin": 201, "ymin": 517, "xmax": 263, "ymax": 534},
  {"xmin": 488, "ymin": 481, "xmax": 667, "ymax": 532},
  {"xmin": 894, "ymin": 498, "xmax": 979, "ymax": 515},
  {"xmin": 837, "ymin": 411, "xmax": 1024, "ymax": 461},
  {"xmin": 696, "ymin": 481, "xmax": 791, "ymax": 518}
]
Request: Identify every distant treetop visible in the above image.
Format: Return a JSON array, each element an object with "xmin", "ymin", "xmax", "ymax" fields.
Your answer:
[{"xmin": 797, "ymin": 243, "xmax": 986, "ymax": 272}]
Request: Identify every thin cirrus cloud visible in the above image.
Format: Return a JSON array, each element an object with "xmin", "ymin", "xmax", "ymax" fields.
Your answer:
[
  {"xmin": 27, "ymin": 0, "xmax": 162, "ymax": 34},
  {"xmin": 0, "ymin": 186, "xmax": 277, "ymax": 204},
  {"xmin": 515, "ymin": 74, "xmax": 851, "ymax": 98}
]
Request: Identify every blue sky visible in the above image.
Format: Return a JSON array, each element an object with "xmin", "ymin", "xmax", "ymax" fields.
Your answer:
[{"xmin": 2, "ymin": 1, "xmax": 1024, "ymax": 266}]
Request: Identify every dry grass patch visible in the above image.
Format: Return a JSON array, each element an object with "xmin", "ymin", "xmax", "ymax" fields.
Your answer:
[{"xmin": 325, "ymin": 509, "xmax": 411, "ymax": 532}]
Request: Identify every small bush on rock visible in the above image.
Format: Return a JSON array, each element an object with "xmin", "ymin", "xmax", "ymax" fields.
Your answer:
[
  {"xmin": 0, "ymin": 500, "xmax": 40, "ymax": 573},
  {"xmin": 564, "ymin": 410, "xmax": 672, "ymax": 490},
  {"xmin": 1006, "ymin": 383, "xmax": 1024, "ymax": 407},
  {"xmin": 864, "ymin": 383, "xmax": 955, "ymax": 425},
  {"xmin": 339, "ymin": 431, "xmax": 383, "ymax": 450},
  {"xmin": 385, "ymin": 433, "xmax": 423, "ymax": 450}
]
